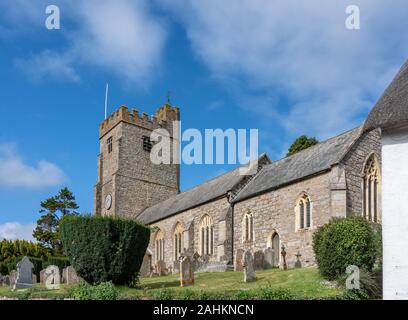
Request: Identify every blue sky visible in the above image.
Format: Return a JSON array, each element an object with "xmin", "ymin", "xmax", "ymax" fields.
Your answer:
[{"xmin": 0, "ymin": 0, "xmax": 407, "ymax": 240}]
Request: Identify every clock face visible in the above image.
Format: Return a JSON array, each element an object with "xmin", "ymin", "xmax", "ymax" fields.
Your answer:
[{"xmin": 105, "ymin": 194, "xmax": 112, "ymax": 210}]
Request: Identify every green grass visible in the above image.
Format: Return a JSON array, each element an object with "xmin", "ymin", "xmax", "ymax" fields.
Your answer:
[
  {"xmin": 0, "ymin": 267, "xmax": 343, "ymax": 300},
  {"xmin": 120, "ymin": 267, "xmax": 343, "ymax": 299}
]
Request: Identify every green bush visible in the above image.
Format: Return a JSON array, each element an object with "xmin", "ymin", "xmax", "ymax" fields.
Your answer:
[
  {"xmin": 70, "ymin": 281, "xmax": 119, "ymax": 300},
  {"xmin": 152, "ymin": 288, "xmax": 174, "ymax": 300},
  {"xmin": 313, "ymin": 217, "xmax": 379, "ymax": 280},
  {"xmin": 338, "ymin": 268, "xmax": 382, "ymax": 300},
  {"xmin": 43, "ymin": 256, "xmax": 70, "ymax": 271},
  {"xmin": 60, "ymin": 215, "xmax": 150, "ymax": 285},
  {"xmin": 256, "ymin": 286, "xmax": 294, "ymax": 300}
]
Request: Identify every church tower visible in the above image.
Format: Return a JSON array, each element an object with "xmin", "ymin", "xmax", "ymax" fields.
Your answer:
[{"xmin": 93, "ymin": 104, "xmax": 180, "ymax": 218}]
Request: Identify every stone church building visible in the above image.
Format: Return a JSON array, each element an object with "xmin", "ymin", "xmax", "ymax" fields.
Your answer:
[{"xmin": 94, "ymin": 78, "xmax": 387, "ymax": 276}]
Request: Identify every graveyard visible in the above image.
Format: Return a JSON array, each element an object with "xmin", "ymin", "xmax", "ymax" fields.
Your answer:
[{"xmin": 0, "ymin": 267, "xmax": 343, "ymax": 300}]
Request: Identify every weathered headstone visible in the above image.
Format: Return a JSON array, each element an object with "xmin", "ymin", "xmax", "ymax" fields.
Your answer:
[
  {"xmin": 9, "ymin": 270, "xmax": 17, "ymax": 288},
  {"xmin": 234, "ymin": 249, "xmax": 244, "ymax": 271},
  {"xmin": 243, "ymin": 250, "xmax": 256, "ymax": 282},
  {"xmin": 62, "ymin": 266, "xmax": 80, "ymax": 285},
  {"xmin": 263, "ymin": 247, "xmax": 274, "ymax": 269},
  {"xmin": 180, "ymin": 255, "xmax": 194, "ymax": 287},
  {"xmin": 295, "ymin": 251, "xmax": 302, "ymax": 268},
  {"xmin": 40, "ymin": 269, "xmax": 46, "ymax": 284},
  {"xmin": 44, "ymin": 265, "xmax": 60, "ymax": 289},
  {"xmin": 32, "ymin": 273, "xmax": 37, "ymax": 284},
  {"xmin": 14, "ymin": 256, "xmax": 34, "ymax": 289},
  {"xmin": 4, "ymin": 275, "xmax": 10, "ymax": 287},
  {"xmin": 156, "ymin": 260, "xmax": 167, "ymax": 276},
  {"xmin": 254, "ymin": 250, "xmax": 265, "ymax": 270},
  {"xmin": 281, "ymin": 245, "xmax": 287, "ymax": 270},
  {"xmin": 192, "ymin": 252, "xmax": 201, "ymax": 271}
]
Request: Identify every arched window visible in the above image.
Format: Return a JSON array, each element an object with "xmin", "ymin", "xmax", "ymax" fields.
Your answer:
[
  {"xmin": 296, "ymin": 194, "xmax": 312, "ymax": 230},
  {"xmin": 242, "ymin": 210, "xmax": 254, "ymax": 243},
  {"xmin": 199, "ymin": 215, "xmax": 214, "ymax": 256},
  {"xmin": 363, "ymin": 155, "xmax": 380, "ymax": 222},
  {"xmin": 154, "ymin": 229, "xmax": 165, "ymax": 262},
  {"xmin": 173, "ymin": 222, "xmax": 184, "ymax": 261}
]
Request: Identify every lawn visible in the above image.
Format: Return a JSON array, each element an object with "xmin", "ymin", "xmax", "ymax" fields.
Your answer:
[{"xmin": 0, "ymin": 267, "xmax": 343, "ymax": 300}]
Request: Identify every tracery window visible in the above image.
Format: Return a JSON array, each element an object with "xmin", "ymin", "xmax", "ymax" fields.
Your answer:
[
  {"xmin": 242, "ymin": 211, "xmax": 254, "ymax": 243},
  {"xmin": 173, "ymin": 222, "xmax": 184, "ymax": 260},
  {"xmin": 199, "ymin": 215, "xmax": 214, "ymax": 256},
  {"xmin": 297, "ymin": 194, "xmax": 312, "ymax": 230},
  {"xmin": 155, "ymin": 229, "xmax": 165, "ymax": 262},
  {"xmin": 363, "ymin": 155, "xmax": 380, "ymax": 222}
]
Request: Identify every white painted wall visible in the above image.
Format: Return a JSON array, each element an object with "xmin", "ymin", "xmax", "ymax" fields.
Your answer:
[{"xmin": 382, "ymin": 126, "xmax": 408, "ymax": 299}]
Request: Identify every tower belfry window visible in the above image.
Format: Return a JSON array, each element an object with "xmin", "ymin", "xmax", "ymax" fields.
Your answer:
[
  {"xmin": 107, "ymin": 137, "xmax": 113, "ymax": 153},
  {"xmin": 142, "ymin": 136, "xmax": 153, "ymax": 152}
]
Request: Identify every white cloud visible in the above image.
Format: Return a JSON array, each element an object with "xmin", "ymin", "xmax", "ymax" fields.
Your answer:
[
  {"xmin": 6, "ymin": 0, "xmax": 166, "ymax": 84},
  {"xmin": 157, "ymin": 0, "xmax": 408, "ymax": 139},
  {"xmin": 0, "ymin": 143, "xmax": 66, "ymax": 188},
  {"xmin": 0, "ymin": 222, "xmax": 36, "ymax": 241}
]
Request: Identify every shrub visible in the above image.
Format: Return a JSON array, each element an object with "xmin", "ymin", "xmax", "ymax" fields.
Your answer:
[
  {"xmin": 43, "ymin": 256, "xmax": 70, "ymax": 271},
  {"xmin": 313, "ymin": 217, "xmax": 379, "ymax": 280},
  {"xmin": 255, "ymin": 286, "xmax": 294, "ymax": 300},
  {"xmin": 60, "ymin": 215, "xmax": 150, "ymax": 285},
  {"xmin": 338, "ymin": 268, "xmax": 382, "ymax": 300},
  {"xmin": 69, "ymin": 281, "xmax": 119, "ymax": 300},
  {"xmin": 152, "ymin": 288, "xmax": 174, "ymax": 300}
]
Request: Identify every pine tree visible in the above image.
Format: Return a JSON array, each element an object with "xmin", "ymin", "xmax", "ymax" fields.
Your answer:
[{"xmin": 33, "ymin": 187, "xmax": 79, "ymax": 254}]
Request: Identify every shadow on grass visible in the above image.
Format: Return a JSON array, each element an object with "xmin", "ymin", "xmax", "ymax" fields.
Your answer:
[{"xmin": 141, "ymin": 280, "xmax": 181, "ymax": 290}]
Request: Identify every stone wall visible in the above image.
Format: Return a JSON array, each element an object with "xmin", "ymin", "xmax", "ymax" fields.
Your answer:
[
  {"xmin": 145, "ymin": 197, "xmax": 232, "ymax": 272},
  {"xmin": 341, "ymin": 129, "xmax": 381, "ymax": 218},
  {"xmin": 233, "ymin": 171, "xmax": 333, "ymax": 268}
]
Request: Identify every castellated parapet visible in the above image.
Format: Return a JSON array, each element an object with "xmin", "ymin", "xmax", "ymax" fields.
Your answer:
[{"xmin": 99, "ymin": 104, "xmax": 180, "ymax": 138}]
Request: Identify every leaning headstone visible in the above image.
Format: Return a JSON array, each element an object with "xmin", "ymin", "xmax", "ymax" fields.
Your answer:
[
  {"xmin": 263, "ymin": 247, "xmax": 274, "ymax": 269},
  {"xmin": 254, "ymin": 250, "xmax": 265, "ymax": 270},
  {"xmin": 44, "ymin": 265, "xmax": 60, "ymax": 290},
  {"xmin": 243, "ymin": 250, "xmax": 256, "ymax": 283},
  {"xmin": 180, "ymin": 255, "xmax": 194, "ymax": 287},
  {"xmin": 156, "ymin": 260, "xmax": 167, "ymax": 276},
  {"xmin": 234, "ymin": 249, "xmax": 244, "ymax": 271},
  {"xmin": 62, "ymin": 266, "xmax": 80, "ymax": 285},
  {"xmin": 13, "ymin": 256, "xmax": 34, "ymax": 289}
]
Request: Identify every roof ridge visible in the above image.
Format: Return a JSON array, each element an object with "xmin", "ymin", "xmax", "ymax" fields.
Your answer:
[{"xmin": 267, "ymin": 125, "xmax": 362, "ymax": 166}]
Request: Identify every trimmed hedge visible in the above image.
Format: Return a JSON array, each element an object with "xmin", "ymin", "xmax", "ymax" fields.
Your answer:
[
  {"xmin": 313, "ymin": 217, "xmax": 379, "ymax": 280},
  {"xmin": 43, "ymin": 256, "xmax": 70, "ymax": 271},
  {"xmin": 60, "ymin": 215, "xmax": 150, "ymax": 285}
]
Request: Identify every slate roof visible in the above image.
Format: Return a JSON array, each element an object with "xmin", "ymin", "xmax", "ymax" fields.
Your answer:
[
  {"xmin": 233, "ymin": 126, "xmax": 362, "ymax": 202},
  {"xmin": 137, "ymin": 156, "xmax": 267, "ymax": 224},
  {"xmin": 364, "ymin": 59, "xmax": 408, "ymax": 132}
]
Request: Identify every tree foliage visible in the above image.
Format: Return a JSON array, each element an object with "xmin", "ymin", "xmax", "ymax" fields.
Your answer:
[
  {"xmin": 60, "ymin": 215, "xmax": 150, "ymax": 285},
  {"xmin": 287, "ymin": 135, "xmax": 319, "ymax": 156},
  {"xmin": 33, "ymin": 187, "xmax": 79, "ymax": 254},
  {"xmin": 0, "ymin": 239, "xmax": 48, "ymax": 275}
]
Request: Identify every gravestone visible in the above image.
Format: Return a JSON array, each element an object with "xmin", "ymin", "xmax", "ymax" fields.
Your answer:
[
  {"xmin": 4, "ymin": 275, "xmax": 10, "ymax": 287},
  {"xmin": 44, "ymin": 265, "xmax": 60, "ymax": 289},
  {"xmin": 156, "ymin": 260, "xmax": 167, "ymax": 276},
  {"xmin": 234, "ymin": 249, "xmax": 244, "ymax": 271},
  {"xmin": 9, "ymin": 270, "xmax": 17, "ymax": 288},
  {"xmin": 62, "ymin": 266, "xmax": 80, "ymax": 285},
  {"xmin": 280, "ymin": 245, "xmax": 287, "ymax": 270},
  {"xmin": 32, "ymin": 274, "xmax": 37, "ymax": 284},
  {"xmin": 263, "ymin": 247, "xmax": 274, "ymax": 269},
  {"xmin": 254, "ymin": 250, "xmax": 265, "ymax": 270},
  {"xmin": 14, "ymin": 256, "xmax": 34, "ymax": 289},
  {"xmin": 180, "ymin": 255, "xmax": 194, "ymax": 287},
  {"xmin": 243, "ymin": 250, "xmax": 256, "ymax": 283},
  {"xmin": 192, "ymin": 252, "xmax": 201, "ymax": 271},
  {"xmin": 295, "ymin": 251, "xmax": 302, "ymax": 268},
  {"xmin": 40, "ymin": 269, "xmax": 46, "ymax": 284}
]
